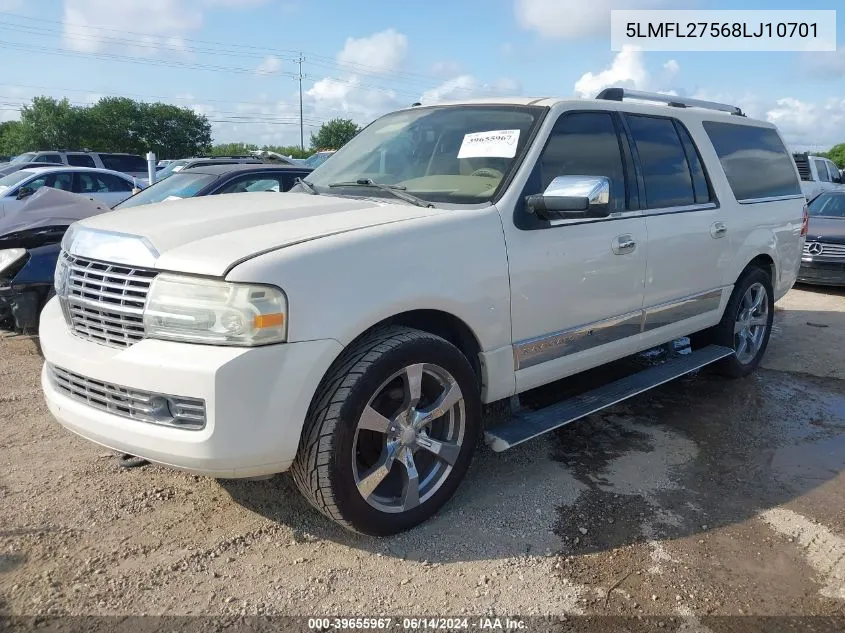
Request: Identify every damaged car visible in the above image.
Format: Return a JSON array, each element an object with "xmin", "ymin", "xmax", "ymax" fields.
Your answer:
[{"xmin": 0, "ymin": 188, "xmax": 109, "ymax": 331}]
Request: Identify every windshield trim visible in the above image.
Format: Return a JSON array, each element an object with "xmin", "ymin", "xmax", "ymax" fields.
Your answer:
[{"xmin": 307, "ymin": 104, "xmax": 550, "ymax": 207}]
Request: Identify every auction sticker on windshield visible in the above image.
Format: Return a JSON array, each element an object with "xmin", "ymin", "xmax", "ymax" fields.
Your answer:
[{"xmin": 457, "ymin": 129, "xmax": 520, "ymax": 159}]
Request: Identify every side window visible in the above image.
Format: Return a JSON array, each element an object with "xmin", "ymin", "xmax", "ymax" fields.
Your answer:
[
  {"xmin": 815, "ymin": 158, "xmax": 831, "ymax": 182},
  {"xmin": 702, "ymin": 122, "xmax": 802, "ymax": 201},
  {"xmin": 626, "ymin": 115, "xmax": 695, "ymax": 208},
  {"xmin": 47, "ymin": 172, "xmax": 74, "ymax": 191},
  {"xmin": 535, "ymin": 111, "xmax": 627, "ymax": 213},
  {"xmin": 74, "ymin": 173, "xmax": 108, "ymax": 194},
  {"xmin": 98, "ymin": 154, "xmax": 147, "ymax": 173},
  {"xmin": 67, "ymin": 154, "xmax": 96, "ymax": 168},
  {"xmin": 98, "ymin": 173, "xmax": 133, "ymax": 192}
]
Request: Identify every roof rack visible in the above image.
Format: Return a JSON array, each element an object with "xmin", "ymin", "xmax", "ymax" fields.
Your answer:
[{"xmin": 595, "ymin": 88, "xmax": 745, "ymax": 117}]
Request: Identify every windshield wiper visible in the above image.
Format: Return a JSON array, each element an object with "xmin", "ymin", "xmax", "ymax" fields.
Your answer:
[
  {"xmin": 327, "ymin": 178, "xmax": 434, "ymax": 208},
  {"xmin": 294, "ymin": 177, "xmax": 319, "ymax": 195}
]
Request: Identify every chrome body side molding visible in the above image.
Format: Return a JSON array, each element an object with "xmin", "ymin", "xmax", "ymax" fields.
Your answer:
[{"xmin": 512, "ymin": 287, "xmax": 727, "ymax": 370}]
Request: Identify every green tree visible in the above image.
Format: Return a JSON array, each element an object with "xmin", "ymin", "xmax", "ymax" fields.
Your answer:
[
  {"xmin": 137, "ymin": 102, "xmax": 212, "ymax": 158},
  {"xmin": 310, "ymin": 118, "xmax": 360, "ymax": 151},
  {"xmin": 16, "ymin": 97, "xmax": 88, "ymax": 150},
  {"xmin": 0, "ymin": 121, "xmax": 29, "ymax": 156},
  {"xmin": 821, "ymin": 143, "xmax": 845, "ymax": 168}
]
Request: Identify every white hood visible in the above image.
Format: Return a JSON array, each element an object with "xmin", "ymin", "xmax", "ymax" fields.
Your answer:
[{"xmin": 75, "ymin": 192, "xmax": 443, "ymax": 276}]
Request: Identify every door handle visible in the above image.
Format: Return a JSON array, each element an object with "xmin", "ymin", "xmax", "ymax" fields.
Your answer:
[
  {"xmin": 612, "ymin": 234, "xmax": 636, "ymax": 255},
  {"xmin": 711, "ymin": 222, "xmax": 728, "ymax": 238}
]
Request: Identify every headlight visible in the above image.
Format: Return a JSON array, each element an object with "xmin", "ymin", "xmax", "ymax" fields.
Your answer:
[
  {"xmin": 0, "ymin": 248, "xmax": 26, "ymax": 275},
  {"xmin": 143, "ymin": 274, "xmax": 287, "ymax": 346}
]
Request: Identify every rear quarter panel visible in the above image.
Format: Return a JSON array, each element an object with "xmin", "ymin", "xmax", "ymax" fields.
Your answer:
[{"xmin": 687, "ymin": 118, "xmax": 805, "ymax": 301}]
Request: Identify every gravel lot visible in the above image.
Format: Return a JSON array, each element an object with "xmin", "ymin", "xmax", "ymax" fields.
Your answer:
[{"xmin": 1, "ymin": 285, "xmax": 844, "ymax": 625}]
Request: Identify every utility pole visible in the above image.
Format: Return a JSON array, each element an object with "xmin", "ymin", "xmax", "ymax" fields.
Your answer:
[{"xmin": 297, "ymin": 54, "xmax": 305, "ymax": 152}]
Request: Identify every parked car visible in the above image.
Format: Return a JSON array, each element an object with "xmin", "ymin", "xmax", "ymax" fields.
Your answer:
[
  {"xmin": 0, "ymin": 161, "xmax": 65, "ymax": 177},
  {"xmin": 114, "ymin": 163, "xmax": 313, "ymax": 210},
  {"xmin": 301, "ymin": 150, "xmax": 336, "ymax": 168},
  {"xmin": 798, "ymin": 190, "xmax": 845, "ymax": 286},
  {"xmin": 792, "ymin": 152, "xmax": 845, "ymax": 200},
  {"xmin": 0, "ymin": 188, "xmax": 108, "ymax": 331},
  {"xmin": 40, "ymin": 88, "xmax": 807, "ymax": 535},
  {"xmin": 9, "ymin": 151, "xmax": 150, "ymax": 181},
  {"xmin": 154, "ymin": 156, "xmax": 266, "ymax": 181},
  {"xmin": 0, "ymin": 166, "xmax": 140, "ymax": 216}
]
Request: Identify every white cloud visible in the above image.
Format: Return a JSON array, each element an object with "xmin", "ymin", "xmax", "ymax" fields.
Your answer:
[
  {"xmin": 62, "ymin": 0, "xmax": 204, "ymax": 54},
  {"xmin": 515, "ymin": 0, "xmax": 682, "ymax": 39},
  {"xmin": 574, "ymin": 46, "xmax": 650, "ymax": 98},
  {"xmin": 307, "ymin": 76, "xmax": 401, "ymax": 119},
  {"xmin": 336, "ymin": 28, "xmax": 408, "ymax": 75},
  {"xmin": 765, "ymin": 97, "xmax": 845, "ymax": 151},
  {"xmin": 255, "ymin": 55, "xmax": 282, "ymax": 76},
  {"xmin": 420, "ymin": 75, "xmax": 521, "ymax": 104}
]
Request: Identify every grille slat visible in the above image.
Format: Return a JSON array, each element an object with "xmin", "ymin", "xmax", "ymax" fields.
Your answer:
[
  {"xmin": 49, "ymin": 364, "xmax": 206, "ymax": 430},
  {"xmin": 804, "ymin": 242, "xmax": 845, "ymax": 258},
  {"xmin": 59, "ymin": 251, "xmax": 157, "ymax": 348}
]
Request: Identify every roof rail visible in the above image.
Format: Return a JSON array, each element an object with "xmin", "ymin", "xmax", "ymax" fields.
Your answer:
[{"xmin": 595, "ymin": 88, "xmax": 745, "ymax": 117}]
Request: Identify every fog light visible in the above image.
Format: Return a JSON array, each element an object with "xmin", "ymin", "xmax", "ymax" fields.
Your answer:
[{"xmin": 148, "ymin": 396, "xmax": 175, "ymax": 421}]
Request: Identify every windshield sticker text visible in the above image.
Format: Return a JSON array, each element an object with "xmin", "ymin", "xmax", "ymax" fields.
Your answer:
[{"xmin": 457, "ymin": 129, "xmax": 520, "ymax": 159}]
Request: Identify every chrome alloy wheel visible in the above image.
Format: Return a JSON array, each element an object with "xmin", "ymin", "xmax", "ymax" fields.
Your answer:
[
  {"xmin": 734, "ymin": 282, "xmax": 769, "ymax": 365},
  {"xmin": 352, "ymin": 363, "xmax": 465, "ymax": 514}
]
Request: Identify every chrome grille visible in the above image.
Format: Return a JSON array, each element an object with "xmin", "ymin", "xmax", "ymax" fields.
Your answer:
[
  {"xmin": 49, "ymin": 364, "xmax": 206, "ymax": 430},
  {"xmin": 804, "ymin": 242, "xmax": 845, "ymax": 258},
  {"xmin": 59, "ymin": 251, "xmax": 157, "ymax": 347}
]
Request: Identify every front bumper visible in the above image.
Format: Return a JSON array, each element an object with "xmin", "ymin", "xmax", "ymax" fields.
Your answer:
[
  {"xmin": 797, "ymin": 260, "xmax": 845, "ymax": 287},
  {"xmin": 39, "ymin": 298, "xmax": 343, "ymax": 478}
]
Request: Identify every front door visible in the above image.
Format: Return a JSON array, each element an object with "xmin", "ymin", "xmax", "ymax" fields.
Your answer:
[{"xmin": 502, "ymin": 110, "xmax": 648, "ymax": 392}]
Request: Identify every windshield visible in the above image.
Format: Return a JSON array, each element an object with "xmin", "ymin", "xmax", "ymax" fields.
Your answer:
[
  {"xmin": 0, "ymin": 170, "xmax": 35, "ymax": 194},
  {"xmin": 304, "ymin": 152, "xmax": 333, "ymax": 168},
  {"xmin": 304, "ymin": 105, "xmax": 543, "ymax": 205},
  {"xmin": 155, "ymin": 159, "xmax": 191, "ymax": 181},
  {"xmin": 809, "ymin": 193, "xmax": 845, "ymax": 218},
  {"xmin": 114, "ymin": 173, "xmax": 217, "ymax": 209},
  {"xmin": 10, "ymin": 152, "xmax": 36, "ymax": 164}
]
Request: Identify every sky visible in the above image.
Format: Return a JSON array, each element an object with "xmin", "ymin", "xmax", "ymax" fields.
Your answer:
[{"xmin": 0, "ymin": 0, "xmax": 842, "ymax": 152}]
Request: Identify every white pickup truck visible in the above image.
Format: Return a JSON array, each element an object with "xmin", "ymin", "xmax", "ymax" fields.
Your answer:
[
  {"xmin": 40, "ymin": 89, "xmax": 807, "ymax": 535},
  {"xmin": 792, "ymin": 152, "xmax": 845, "ymax": 200}
]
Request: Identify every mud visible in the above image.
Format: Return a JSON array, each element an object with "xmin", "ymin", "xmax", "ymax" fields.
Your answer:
[{"xmin": 1, "ymin": 286, "xmax": 844, "ymax": 621}]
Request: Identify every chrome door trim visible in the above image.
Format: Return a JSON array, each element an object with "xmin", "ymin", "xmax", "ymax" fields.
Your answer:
[
  {"xmin": 640, "ymin": 202, "xmax": 717, "ymax": 217},
  {"xmin": 737, "ymin": 194, "xmax": 805, "ymax": 205},
  {"xmin": 513, "ymin": 311, "xmax": 642, "ymax": 370},
  {"xmin": 512, "ymin": 287, "xmax": 728, "ymax": 370},
  {"xmin": 641, "ymin": 288, "xmax": 724, "ymax": 332}
]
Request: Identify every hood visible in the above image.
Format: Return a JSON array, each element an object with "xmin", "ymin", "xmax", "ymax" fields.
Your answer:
[
  {"xmin": 73, "ymin": 192, "xmax": 445, "ymax": 276},
  {"xmin": 0, "ymin": 188, "xmax": 109, "ymax": 248},
  {"xmin": 807, "ymin": 216, "xmax": 845, "ymax": 244}
]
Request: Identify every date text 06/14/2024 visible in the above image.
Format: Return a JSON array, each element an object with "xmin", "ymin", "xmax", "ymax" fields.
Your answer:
[{"xmin": 306, "ymin": 617, "xmax": 527, "ymax": 630}]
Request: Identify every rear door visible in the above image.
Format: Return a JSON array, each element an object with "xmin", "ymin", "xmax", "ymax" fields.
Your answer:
[
  {"xmin": 623, "ymin": 113, "xmax": 730, "ymax": 334},
  {"xmin": 73, "ymin": 172, "xmax": 135, "ymax": 205}
]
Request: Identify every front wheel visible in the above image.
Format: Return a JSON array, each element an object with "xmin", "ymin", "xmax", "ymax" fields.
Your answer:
[
  {"xmin": 710, "ymin": 267, "xmax": 775, "ymax": 378},
  {"xmin": 290, "ymin": 326, "xmax": 481, "ymax": 535}
]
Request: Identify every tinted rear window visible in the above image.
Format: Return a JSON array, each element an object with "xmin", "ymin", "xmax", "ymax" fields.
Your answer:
[
  {"xmin": 98, "ymin": 154, "xmax": 147, "ymax": 172},
  {"xmin": 626, "ymin": 115, "xmax": 695, "ymax": 208},
  {"xmin": 66, "ymin": 154, "xmax": 96, "ymax": 167},
  {"xmin": 702, "ymin": 122, "xmax": 801, "ymax": 201}
]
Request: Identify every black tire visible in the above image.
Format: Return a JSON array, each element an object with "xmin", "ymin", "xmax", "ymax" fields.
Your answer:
[
  {"xmin": 290, "ymin": 326, "xmax": 481, "ymax": 536},
  {"xmin": 710, "ymin": 267, "xmax": 774, "ymax": 378}
]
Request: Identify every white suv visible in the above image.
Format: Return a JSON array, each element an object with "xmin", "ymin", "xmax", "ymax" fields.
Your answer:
[
  {"xmin": 39, "ymin": 89, "xmax": 807, "ymax": 535},
  {"xmin": 10, "ymin": 151, "xmax": 150, "ymax": 181}
]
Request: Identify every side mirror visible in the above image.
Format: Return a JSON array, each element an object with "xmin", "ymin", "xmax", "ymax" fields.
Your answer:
[
  {"xmin": 16, "ymin": 185, "xmax": 34, "ymax": 200},
  {"xmin": 526, "ymin": 176, "xmax": 611, "ymax": 220}
]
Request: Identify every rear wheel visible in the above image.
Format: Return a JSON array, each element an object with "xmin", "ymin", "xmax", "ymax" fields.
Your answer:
[
  {"xmin": 710, "ymin": 267, "xmax": 774, "ymax": 378},
  {"xmin": 291, "ymin": 326, "xmax": 480, "ymax": 535}
]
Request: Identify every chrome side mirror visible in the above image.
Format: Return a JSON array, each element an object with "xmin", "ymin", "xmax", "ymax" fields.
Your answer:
[{"xmin": 526, "ymin": 175, "xmax": 611, "ymax": 220}]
